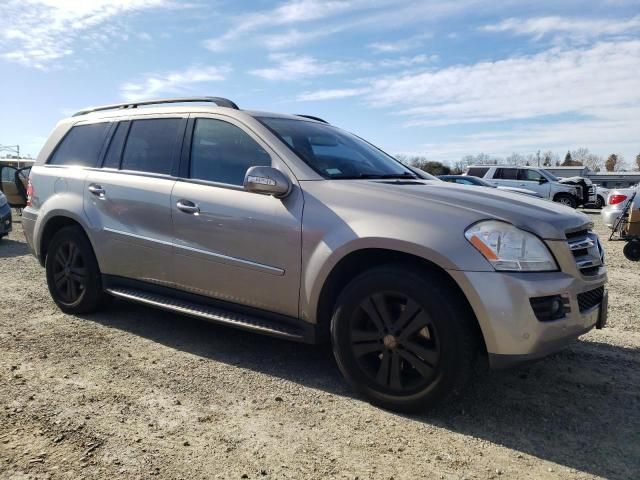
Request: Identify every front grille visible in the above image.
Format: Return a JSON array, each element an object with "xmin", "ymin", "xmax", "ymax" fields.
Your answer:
[
  {"xmin": 566, "ymin": 229, "xmax": 604, "ymax": 276},
  {"xmin": 577, "ymin": 286, "xmax": 604, "ymax": 312}
]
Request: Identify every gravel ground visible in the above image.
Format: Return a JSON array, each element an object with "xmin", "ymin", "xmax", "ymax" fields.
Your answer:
[{"xmin": 1, "ymin": 210, "xmax": 638, "ymax": 480}]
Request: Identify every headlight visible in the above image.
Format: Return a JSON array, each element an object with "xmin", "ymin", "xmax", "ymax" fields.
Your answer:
[
  {"xmin": 0, "ymin": 195, "xmax": 7, "ymax": 208},
  {"xmin": 465, "ymin": 220, "xmax": 558, "ymax": 272}
]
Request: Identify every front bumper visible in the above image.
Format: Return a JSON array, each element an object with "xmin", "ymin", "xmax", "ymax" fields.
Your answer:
[
  {"xmin": 0, "ymin": 205, "xmax": 12, "ymax": 235},
  {"xmin": 448, "ymin": 267, "xmax": 607, "ymax": 369}
]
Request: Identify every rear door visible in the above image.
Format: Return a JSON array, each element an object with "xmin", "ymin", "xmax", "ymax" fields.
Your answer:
[
  {"xmin": 83, "ymin": 115, "xmax": 186, "ymax": 286},
  {"xmin": 490, "ymin": 167, "xmax": 519, "ymax": 188}
]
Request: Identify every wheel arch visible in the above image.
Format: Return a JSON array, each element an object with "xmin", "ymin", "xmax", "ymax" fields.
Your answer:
[
  {"xmin": 37, "ymin": 213, "xmax": 92, "ymax": 266},
  {"xmin": 313, "ymin": 248, "xmax": 485, "ymax": 352}
]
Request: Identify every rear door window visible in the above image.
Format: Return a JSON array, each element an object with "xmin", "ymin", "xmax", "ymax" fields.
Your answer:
[
  {"xmin": 48, "ymin": 123, "xmax": 110, "ymax": 167},
  {"xmin": 496, "ymin": 168, "xmax": 518, "ymax": 180},
  {"xmin": 466, "ymin": 167, "xmax": 489, "ymax": 178},
  {"xmin": 121, "ymin": 118, "xmax": 181, "ymax": 175}
]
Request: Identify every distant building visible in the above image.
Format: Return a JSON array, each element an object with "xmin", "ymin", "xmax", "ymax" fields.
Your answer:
[
  {"xmin": 542, "ymin": 166, "xmax": 640, "ymax": 189},
  {"xmin": 543, "ymin": 166, "xmax": 590, "ymax": 178}
]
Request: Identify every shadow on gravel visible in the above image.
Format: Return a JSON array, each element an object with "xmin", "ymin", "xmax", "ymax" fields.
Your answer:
[
  {"xmin": 0, "ymin": 238, "xmax": 29, "ymax": 258},
  {"xmin": 86, "ymin": 301, "xmax": 639, "ymax": 480}
]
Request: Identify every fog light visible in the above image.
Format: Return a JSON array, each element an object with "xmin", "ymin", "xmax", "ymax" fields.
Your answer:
[{"xmin": 530, "ymin": 294, "xmax": 570, "ymax": 322}]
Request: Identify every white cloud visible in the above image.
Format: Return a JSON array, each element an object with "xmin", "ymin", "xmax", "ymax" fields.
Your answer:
[
  {"xmin": 483, "ymin": 15, "xmax": 640, "ymax": 43},
  {"xmin": 249, "ymin": 53, "xmax": 356, "ymax": 81},
  {"xmin": 0, "ymin": 0, "xmax": 175, "ymax": 69},
  {"xmin": 368, "ymin": 33, "xmax": 432, "ymax": 53},
  {"xmin": 366, "ymin": 40, "xmax": 640, "ymax": 127},
  {"xmin": 204, "ymin": 0, "xmax": 362, "ymax": 51},
  {"xmin": 120, "ymin": 66, "xmax": 231, "ymax": 101},
  {"xmin": 297, "ymin": 87, "xmax": 370, "ymax": 101}
]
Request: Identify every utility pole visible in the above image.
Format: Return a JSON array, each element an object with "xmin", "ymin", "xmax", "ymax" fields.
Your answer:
[{"xmin": 0, "ymin": 144, "xmax": 20, "ymax": 158}]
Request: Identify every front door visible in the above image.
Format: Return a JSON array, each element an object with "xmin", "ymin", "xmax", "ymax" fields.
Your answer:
[
  {"xmin": 517, "ymin": 169, "xmax": 551, "ymax": 197},
  {"xmin": 0, "ymin": 166, "xmax": 29, "ymax": 207},
  {"xmin": 171, "ymin": 115, "xmax": 303, "ymax": 318}
]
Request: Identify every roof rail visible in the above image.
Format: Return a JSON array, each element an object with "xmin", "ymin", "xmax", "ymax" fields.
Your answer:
[
  {"xmin": 295, "ymin": 114, "xmax": 329, "ymax": 124},
  {"xmin": 73, "ymin": 96, "xmax": 239, "ymax": 117}
]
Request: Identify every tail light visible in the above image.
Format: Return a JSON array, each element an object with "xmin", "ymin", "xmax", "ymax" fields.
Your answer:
[
  {"xmin": 26, "ymin": 178, "xmax": 33, "ymax": 207},
  {"xmin": 608, "ymin": 194, "xmax": 627, "ymax": 206}
]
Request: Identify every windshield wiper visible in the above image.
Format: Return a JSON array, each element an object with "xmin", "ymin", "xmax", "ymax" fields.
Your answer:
[{"xmin": 334, "ymin": 172, "xmax": 418, "ymax": 180}]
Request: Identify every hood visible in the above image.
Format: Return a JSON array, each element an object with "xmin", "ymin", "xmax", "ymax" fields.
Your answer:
[
  {"xmin": 318, "ymin": 180, "xmax": 592, "ymax": 240},
  {"xmin": 558, "ymin": 176, "xmax": 592, "ymax": 186}
]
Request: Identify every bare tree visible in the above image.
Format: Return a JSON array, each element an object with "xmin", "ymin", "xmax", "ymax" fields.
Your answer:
[
  {"xmin": 542, "ymin": 150, "xmax": 558, "ymax": 166},
  {"xmin": 571, "ymin": 147, "xmax": 603, "ymax": 171},
  {"xmin": 395, "ymin": 154, "xmax": 451, "ymax": 175},
  {"xmin": 505, "ymin": 152, "xmax": 526, "ymax": 166},
  {"xmin": 636, "ymin": 153, "xmax": 640, "ymax": 171}
]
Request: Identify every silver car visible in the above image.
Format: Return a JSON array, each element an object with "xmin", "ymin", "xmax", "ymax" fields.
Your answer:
[
  {"xmin": 601, "ymin": 186, "xmax": 639, "ymax": 229},
  {"xmin": 22, "ymin": 97, "xmax": 608, "ymax": 412}
]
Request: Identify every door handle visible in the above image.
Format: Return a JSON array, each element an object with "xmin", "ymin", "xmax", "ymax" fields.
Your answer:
[
  {"xmin": 88, "ymin": 184, "xmax": 105, "ymax": 196},
  {"xmin": 176, "ymin": 199, "xmax": 200, "ymax": 214}
]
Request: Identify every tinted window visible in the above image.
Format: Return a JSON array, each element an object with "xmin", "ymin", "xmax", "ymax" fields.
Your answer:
[
  {"xmin": 121, "ymin": 118, "xmax": 181, "ymax": 175},
  {"xmin": 190, "ymin": 118, "xmax": 271, "ymax": 185},
  {"xmin": 466, "ymin": 167, "xmax": 489, "ymax": 178},
  {"xmin": 49, "ymin": 123, "xmax": 110, "ymax": 167},
  {"xmin": 102, "ymin": 122, "xmax": 129, "ymax": 169},
  {"xmin": 518, "ymin": 169, "xmax": 543, "ymax": 181},
  {"xmin": 497, "ymin": 168, "xmax": 518, "ymax": 180}
]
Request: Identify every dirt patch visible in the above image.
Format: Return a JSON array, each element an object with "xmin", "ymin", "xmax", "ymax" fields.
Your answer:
[{"xmin": 1, "ymin": 211, "xmax": 638, "ymax": 479}]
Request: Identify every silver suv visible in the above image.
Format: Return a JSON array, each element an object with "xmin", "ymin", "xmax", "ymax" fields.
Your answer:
[{"xmin": 23, "ymin": 97, "xmax": 608, "ymax": 412}]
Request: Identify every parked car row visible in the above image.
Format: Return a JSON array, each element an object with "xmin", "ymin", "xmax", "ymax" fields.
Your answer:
[
  {"xmin": 464, "ymin": 165, "xmax": 596, "ymax": 209},
  {"xmin": 21, "ymin": 96, "xmax": 608, "ymax": 412}
]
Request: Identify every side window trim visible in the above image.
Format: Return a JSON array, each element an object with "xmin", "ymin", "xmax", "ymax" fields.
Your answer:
[{"xmin": 99, "ymin": 120, "xmax": 131, "ymax": 169}]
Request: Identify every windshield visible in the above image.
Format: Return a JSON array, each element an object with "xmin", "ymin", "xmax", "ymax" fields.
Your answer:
[{"xmin": 258, "ymin": 117, "xmax": 417, "ymax": 179}]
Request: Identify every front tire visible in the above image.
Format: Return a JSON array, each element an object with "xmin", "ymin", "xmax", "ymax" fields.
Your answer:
[
  {"xmin": 554, "ymin": 194, "xmax": 577, "ymax": 209},
  {"xmin": 45, "ymin": 226, "xmax": 108, "ymax": 314},
  {"xmin": 330, "ymin": 265, "xmax": 478, "ymax": 413}
]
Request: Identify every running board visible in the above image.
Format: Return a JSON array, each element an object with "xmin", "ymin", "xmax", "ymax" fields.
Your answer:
[{"xmin": 105, "ymin": 287, "xmax": 308, "ymax": 342}]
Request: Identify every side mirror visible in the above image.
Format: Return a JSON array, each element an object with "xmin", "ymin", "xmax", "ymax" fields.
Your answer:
[
  {"xmin": 539, "ymin": 178, "xmax": 548, "ymax": 184},
  {"xmin": 243, "ymin": 166, "xmax": 292, "ymax": 198}
]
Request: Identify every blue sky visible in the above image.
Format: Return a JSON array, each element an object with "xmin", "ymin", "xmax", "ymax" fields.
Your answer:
[{"xmin": 1, "ymin": 0, "xmax": 639, "ymax": 166}]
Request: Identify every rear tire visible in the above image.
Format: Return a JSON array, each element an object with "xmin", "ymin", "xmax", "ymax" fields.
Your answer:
[
  {"xmin": 330, "ymin": 265, "xmax": 478, "ymax": 413},
  {"xmin": 554, "ymin": 194, "xmax": 577, "ymax": 209},
  {"xmin": 595, "ymin": 196, "xmax": 605, "ymax": 209},
  {"xmin": 45, "ymin": 226, "xmax": 109, "ymax": 314},
  {"xmin": 624, "ymin": 240, "xmax": 640, "ymax": 262}
]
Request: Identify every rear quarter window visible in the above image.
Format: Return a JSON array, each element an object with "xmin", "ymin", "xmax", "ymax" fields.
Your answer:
[{"xmin": 48, "ymin": 123, "xmax": 110, "ymax": 167}]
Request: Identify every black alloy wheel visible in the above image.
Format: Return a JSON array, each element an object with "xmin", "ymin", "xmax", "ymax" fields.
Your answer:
[
  {"xmin": 350, "ymin": 292, "xmax": 440, "ymax": 395},
  {"xmin": 331, "ymin": 265, "xmax": 478, "ymax": 413},
  {"xmin": 45, "ymin": 226, "xmax": 109, "ymax": 314},
  {"xmin": 51, "ymin": 241, "xmax": 87, "ymax": 304}
]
